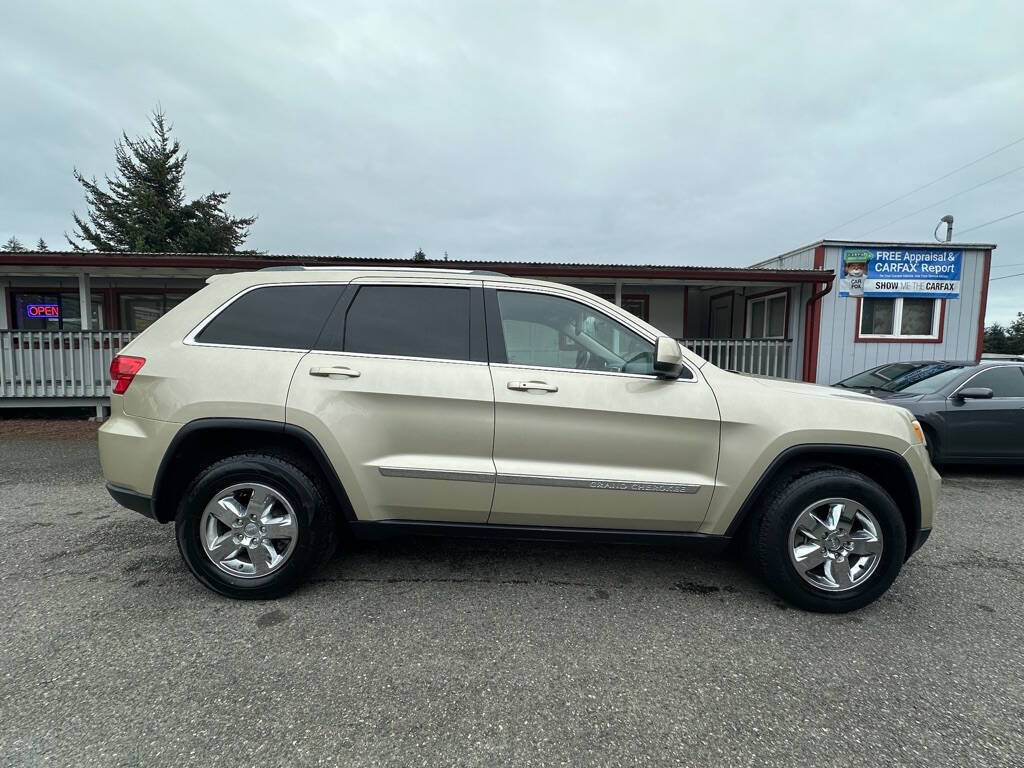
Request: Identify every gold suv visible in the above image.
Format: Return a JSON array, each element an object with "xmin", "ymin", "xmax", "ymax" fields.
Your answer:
[{"xmin": 99, "ymin": 267, "xmax": 940, "ymax": 611}]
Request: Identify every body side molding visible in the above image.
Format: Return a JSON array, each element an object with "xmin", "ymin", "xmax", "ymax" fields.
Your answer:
[{"xmin": 377, "ymin": 465, "xmax": 701, "ymax": 494}]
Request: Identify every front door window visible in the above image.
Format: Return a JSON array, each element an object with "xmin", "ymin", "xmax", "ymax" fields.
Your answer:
[{"xmin": 496, "ymin": 290, "xmax": 655, "ymax": 375}]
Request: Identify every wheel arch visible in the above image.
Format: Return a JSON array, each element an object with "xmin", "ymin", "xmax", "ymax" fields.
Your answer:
[
  {"xmin": 152, "ymin": 418, "xmax": 357, "ymax": 524},
  {"xmin": 725, "ymin": 444, "xmax": 921, "ymax": 560}
]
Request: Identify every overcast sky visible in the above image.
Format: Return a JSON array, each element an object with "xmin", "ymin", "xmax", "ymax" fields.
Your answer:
[{"xmin": 2, "ymin": 1, "xmax": 1022, "ymax": 323}]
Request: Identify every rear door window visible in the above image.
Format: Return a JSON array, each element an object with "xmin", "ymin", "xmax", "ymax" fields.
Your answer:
[
  {"xmin": 343, "ymin": 285, "xmax": 471, "ymax": 361},
  {"xmin": 195, "ymin": 284, "xmax": 345, "ymax": 349}
]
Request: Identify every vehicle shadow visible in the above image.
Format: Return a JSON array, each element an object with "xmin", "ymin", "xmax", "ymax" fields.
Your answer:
[{"xmin": 318, "ymin": 533, "xmax": 765, "ymax": 600}]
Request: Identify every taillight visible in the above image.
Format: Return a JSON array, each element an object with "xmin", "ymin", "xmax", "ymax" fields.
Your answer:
[{"xmin": 110, "ymin": 355, "xmax": 145, "ymax": 395}]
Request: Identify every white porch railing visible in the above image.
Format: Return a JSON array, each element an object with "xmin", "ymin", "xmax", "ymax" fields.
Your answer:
[
  {"xmin": 679, "ymin": 338, "xmax": 792, "ymax": 378},
  {"xmin": 0, "ymin": 330, "xmax": 137, "ymax": 399},
  {"xmin": 1, "ymin": 331, "xmax": 791, "ymax": 400}
]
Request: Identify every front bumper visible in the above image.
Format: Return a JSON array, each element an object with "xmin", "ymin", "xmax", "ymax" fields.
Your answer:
[{"xmin": 106, "ymin": 483, "xmax": 156, "ymax": 519}]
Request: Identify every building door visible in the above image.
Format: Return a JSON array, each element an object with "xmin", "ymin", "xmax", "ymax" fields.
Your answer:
[
  {"xmin": 709, "ymin": 294, "xmax": 733, "ymax": 338},
  {"xmin": 485, "ymin": 285, "xmax": 720, "ymax": 531}
]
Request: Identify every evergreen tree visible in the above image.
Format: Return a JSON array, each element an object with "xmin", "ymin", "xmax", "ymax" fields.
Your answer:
[
  {"xmin": 1007, "ymin": 313, "xmax": 1024, "ymax": 354},
  {"xmin": 36, "ymin": 238, "xmax": 49, "ymax": 251},
  {"xmin": 67, "ymin": 109, "xmax": 256, "ymax": 252},
  {"xmin": 413, "ymin": 248, "xmax": 427, "ymax": 261},
  {"xmin": 984, "ymin": 313, "xmax": 1024, "ymax": 355},
  {"xmin": 983, "ymin": 323, "xmax": 1010, "ymax": 354},
  {"xmin": 2, "ymin": 235, "xmax": 26, "ymax": 252}
]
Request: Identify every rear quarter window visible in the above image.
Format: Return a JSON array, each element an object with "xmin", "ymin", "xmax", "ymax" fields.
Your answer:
[{"xmin": 194, "ymin": 284, "xmax": 345, "ymax": 349}]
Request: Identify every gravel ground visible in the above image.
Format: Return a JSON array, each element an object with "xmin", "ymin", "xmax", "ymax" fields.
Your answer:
[{"xmin": 0, "ymin": 424, "xmax": 1022, "ymax": 767}]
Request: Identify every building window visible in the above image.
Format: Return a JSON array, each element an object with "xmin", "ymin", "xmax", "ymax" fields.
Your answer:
[
  {"xmin": 595, "ymin": 293, "xmax": 650, "ymax": 322},
  {"xmin": 11, "ymin": 292, "xmax": 105, "ymax": 331},
  {"xmin": 745, "ymin": 292, "xmax": 787, "ymax": 339},
  {"xmin": 859, "ymin": 298, "xmax": 939, "ymax": 340},
  {"xmin": 119, "ymin": 293, "xmax": 190, "ymax": 332}
]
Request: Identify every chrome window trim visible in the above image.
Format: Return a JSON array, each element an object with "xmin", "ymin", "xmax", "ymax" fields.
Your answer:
[
  {"xmin": 377, "ymin": 466, "xmax": 702, "ymax": 494},
  {"xmin": 948, "ymin": 365, "xmax": 1024, "ymax": 400},
  {"xmin": 183, "ymin": 281, "xmax": 348, "ymax": 351},
  {"xmin": 306, "ymin": 349, "xmax": 489, "ymax": 367},
  {"xmin": 350, "ymin": 276, "xmax": 485, "ymax": 287},
  {"xmin": 489, "ymin": 361, "xmax": 698, "ymax": 383}
]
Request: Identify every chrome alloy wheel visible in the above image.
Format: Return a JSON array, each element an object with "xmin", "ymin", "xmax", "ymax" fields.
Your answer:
[
  {"xmin": 788, "ymin": 497, "xmax": 883, "ymax": 592},
  {"xmin": 200, "ymin": 483, "xmax": 298, "ymax": 579}
]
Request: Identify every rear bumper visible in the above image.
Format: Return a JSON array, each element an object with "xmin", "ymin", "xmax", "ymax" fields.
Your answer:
[{"xmin": 106, "ymin": 483, "xmax": 157, "ymax": 520}]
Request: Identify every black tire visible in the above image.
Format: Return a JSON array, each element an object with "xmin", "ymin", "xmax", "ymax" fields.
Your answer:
[
  {"xmin": 748, "ymin": 467, "xmax": 906, "ymax": 613},
  {"xmin": 175, "ymin": 453, "xmax": 337, "ymax": 599}
]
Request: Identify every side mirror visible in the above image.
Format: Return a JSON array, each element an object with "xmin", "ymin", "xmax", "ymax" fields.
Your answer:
[
  {"xmin": 955, "ymin": 387, "xmax": 994, "ymax": 400},
  {"xmin": 653, "ymin": 336, "xmax": 684, "ymax": 379}
]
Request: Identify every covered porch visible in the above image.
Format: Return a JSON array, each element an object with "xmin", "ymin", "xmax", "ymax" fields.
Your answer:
[{"xmin": 0, "ymin": 252, "xmax": 834, "ymax": 411}]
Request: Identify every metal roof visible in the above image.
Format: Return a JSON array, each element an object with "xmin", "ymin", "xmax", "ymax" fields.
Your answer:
[
  {"xmin": 772, "ymin": 238, "xmax": 996, "ymax": 261},
  {"xmin": 0, "ymin": 250, "xmax": 833, "ymax": 283}
]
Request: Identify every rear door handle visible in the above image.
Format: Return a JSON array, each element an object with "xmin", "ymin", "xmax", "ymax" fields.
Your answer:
[
  {"xmin": 507, "ymin": 380, "xmax": 558, "ymax": 393},
  {"xmin": 309, "ymin": 366, "xmax": 361, "ymax": 378}
]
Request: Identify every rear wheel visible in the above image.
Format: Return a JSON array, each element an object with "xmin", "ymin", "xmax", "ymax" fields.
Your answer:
[
  {"xmin": 175, "ymin": 453, "xmax": 337, "ymax": 599},
  {"xmin": 749, "ymin": 468, "xmax": 906, "ymax": 612}
]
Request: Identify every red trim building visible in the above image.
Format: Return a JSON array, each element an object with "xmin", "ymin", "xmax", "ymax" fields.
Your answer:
[{"xmin": 0, "ymin": 239, "xmax": 994, "ymax": 410}]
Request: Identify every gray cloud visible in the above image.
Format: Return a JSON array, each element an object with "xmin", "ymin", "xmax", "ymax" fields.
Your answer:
[{"xmin": 2, "ymin": 0, "xmax": 1022, "ymax": 321}]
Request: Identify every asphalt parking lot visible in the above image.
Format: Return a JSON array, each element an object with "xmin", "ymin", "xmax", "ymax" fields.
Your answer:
[{"xmin": 1, "ymin": 422, "xmax": 1022, "ymax": 768}]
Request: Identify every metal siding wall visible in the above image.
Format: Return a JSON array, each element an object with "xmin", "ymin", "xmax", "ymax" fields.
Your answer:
[
  {"xmin": 816, "ymin": 247, "xmax": 986, "ymax": 381},
  {"xmin": 788, "ymin": 283, "xmax": 810, "ymax": 379},
  {"xmin": 754, "ymin": 247, "xmax": 816, "ymax": 271}
]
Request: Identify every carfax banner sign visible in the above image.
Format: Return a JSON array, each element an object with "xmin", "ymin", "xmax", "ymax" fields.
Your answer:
[{"xmin": 839, "ymin": 247, "xmax": 962, "ymax": 299}]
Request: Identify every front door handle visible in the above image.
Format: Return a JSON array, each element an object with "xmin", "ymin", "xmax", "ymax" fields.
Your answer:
[
  {"xmin": 309, "ymin": 366, "xmax": 361, "ymax": 378},
  {"xmin": 507, "ymin": 380, "xmax": 558, "ymax": 393}
]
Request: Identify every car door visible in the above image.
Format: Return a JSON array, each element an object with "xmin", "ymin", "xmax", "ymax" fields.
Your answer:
[
  {"xmin": 944, "ymin": 365, "xmax": 1024, "ymax": 460},
  {"xmin": 286, "ymin": 278, "xmax": 496, "ymax": 523},
  {"xmin": 484, "ymin": 283, "xmax": 721, "ymax": 531}
]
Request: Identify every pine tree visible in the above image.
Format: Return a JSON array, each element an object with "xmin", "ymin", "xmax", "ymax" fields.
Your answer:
[
  {"xmin": 2, "ymin": 235, "xmax": 26, "ymax": 252},
  {"xmin": 67, "ymin": 109, "xmax": 256, "ymax": 252},
  {"xmin": 414, "ymin": 248, "xmax": 427, "ymax": 261},
  {"xmin": 36, "ymin": 238, "xmax": 49, "ymax": 251}
]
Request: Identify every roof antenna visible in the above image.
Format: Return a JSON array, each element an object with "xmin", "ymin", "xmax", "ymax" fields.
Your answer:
[{"xmin": 934, "ymin": 215, "xmax": 954, "ymax": 243}]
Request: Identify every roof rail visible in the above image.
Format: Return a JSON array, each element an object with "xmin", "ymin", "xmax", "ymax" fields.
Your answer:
[{"xmin": 257, "ymin": 265, "xmax": 484, "ymax": 274}]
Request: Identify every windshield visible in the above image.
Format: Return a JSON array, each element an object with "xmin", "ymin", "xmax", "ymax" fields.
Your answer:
[
  {"xmin": 879, "ymin": 363, "xmax": 965, "ymax": 393},
  {"xmin": 837, "ymin": 362, "xmax": 924, "ymax": 389}
]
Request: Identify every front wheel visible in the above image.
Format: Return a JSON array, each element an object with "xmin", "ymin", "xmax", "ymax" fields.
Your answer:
[{"xmin": 749, "ymin": 468, "xmax": 907, "ymax": 612}]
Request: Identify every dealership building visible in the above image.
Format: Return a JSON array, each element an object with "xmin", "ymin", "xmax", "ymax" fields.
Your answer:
[{"xmin": 0, "ymin": 239, "xmax": 993, "ymax": 413}]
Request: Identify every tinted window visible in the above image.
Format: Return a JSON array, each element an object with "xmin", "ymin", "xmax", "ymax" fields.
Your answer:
[
  {"xmin": 195, "ymin": 285, "xmax": 343, "ymax": 349},
  {"xmin": 966, "ymin": 366, "xmax": 1024, "ymax": 398},
  {"xmin": 496, "ymin": 290, "xmax": 656, "ymax": 374},
  {"xmin": 344, "ymin": 285, "xmax": 470, "ymax": 361}
]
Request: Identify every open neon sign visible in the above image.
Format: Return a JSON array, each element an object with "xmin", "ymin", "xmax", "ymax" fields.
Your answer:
[{"xmin": 26, "ymin": 304, "xmax": 60, "ymax": 318}]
